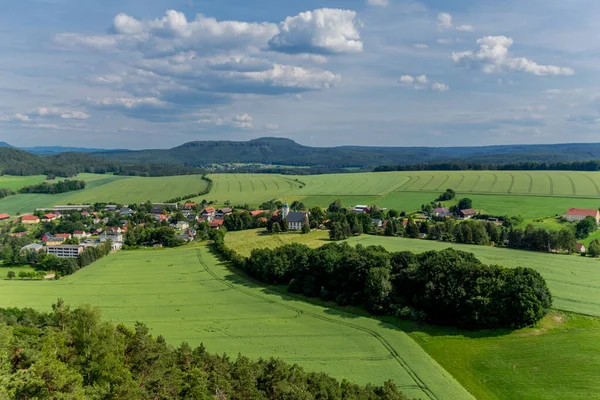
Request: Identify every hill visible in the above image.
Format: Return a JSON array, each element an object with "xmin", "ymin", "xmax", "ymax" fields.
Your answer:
[
  {"xmin": 0, "ymin": 141, "xmax": 14, "ymax": 148},
  {"xmin": 94, "ymin": 137, "xmax": 600, "ymax": 168},
  {"xmin": 21, "ymin": 145, "xmax": 117, "ymax": 155}
]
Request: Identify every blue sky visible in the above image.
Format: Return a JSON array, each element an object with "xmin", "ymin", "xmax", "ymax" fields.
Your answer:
[{"xmin": 0, "ymin": 0, "xmax": 597, "ymax": 149}]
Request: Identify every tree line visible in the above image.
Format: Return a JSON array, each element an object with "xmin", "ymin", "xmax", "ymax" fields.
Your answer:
[
  {"xmin": 211, "ymin": 231, "xmax": 552, "ymax": 329},
  {"xmin": 374, "ymin": 160, "xmax": 600, "ymax": 172},
  {"xmin": 17, "ymin": 179, "xmax": 86, "ymax": 194},
  {"xmin": 164, "ymin": 175, "xmax": 213, "ymax": 203},
  {"xmin": 0, "ymin": 301, "xmax": 410, "ymax": 399}
]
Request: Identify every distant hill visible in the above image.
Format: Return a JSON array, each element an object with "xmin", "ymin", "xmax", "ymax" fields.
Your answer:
[
  {"xmin": 94, "ymin": 137, "xmax": 600, "ymax": 167},
  {"xmin": 0, "ymin": 142, "xmax": 14, "ymax": 148},
  {"xmin": 21, "ymin": 146, "xmax": 118, "ymax": 155}
]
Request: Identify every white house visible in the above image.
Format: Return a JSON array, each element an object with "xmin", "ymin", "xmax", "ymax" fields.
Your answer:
[
  {"xmin": 282, "ymin": 203, "xmax": 309, "ymax": 231},
  {"xmin": 46, "ymin": 245, "xmax": 83, "ymax": 258},
  {"xmin": 564, "ymin": 208, "xmax": 600, "ymax": 223},
  {"xmin": 175, "ymin": 221, "xmax": 190, "ymax": 230},
  {"xmin": 73, "ymin": 230, "xmax": 91, "ymax": 239}
]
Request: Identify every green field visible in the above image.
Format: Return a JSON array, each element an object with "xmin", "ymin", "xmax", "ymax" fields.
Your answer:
[
  {"xmin": 0, "ymin": 174, "xmax": 209, "ymax": 215},
  {"xmin": 0, "ymin": 175, "xmax": 48, "ymax": 191},
  {"xmin": 0, "ymin": 244, "xmax": 472, "ymax": 400},
  {"xmin": 226, "ymin": 230, "xmax": 600, "ymax": 399},
  {"xmin": 227, "ymin": 230, "xmax": 600, "ymax": 317},
  {"xmin": 200, "ymin": 171, "xmax": 600, "ymax": 220}
]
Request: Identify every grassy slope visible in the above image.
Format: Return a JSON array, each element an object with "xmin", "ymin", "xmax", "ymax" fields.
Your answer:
[
  {"xmin": 0, "ymin": 174, "xmax": 209, "ymax": 214},
  {"xmin": 0, "ymin": 244, "xmax": 472, "ymax": 400},
  {"xmin": 0, "ymin": 175, "xmax": 47, "ymax": 191},
  {"xmin": 226, "ymin": 230, "xmax": 600, "ymax": 399}
]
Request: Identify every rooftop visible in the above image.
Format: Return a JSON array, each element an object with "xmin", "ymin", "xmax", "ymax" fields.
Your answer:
[{"xmin": 565, "ymin": 208, "xmax": 598, "ymax": 217}]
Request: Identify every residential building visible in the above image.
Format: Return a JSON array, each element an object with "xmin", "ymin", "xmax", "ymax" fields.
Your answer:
[
  {"xmin": 42, "ymin": 213, "xmax": 57, "ymax": 222},
  {"xmin": 433, "ymin": 207, "xmax": 450, "ymax": 218},
  {"xmin": 372, "ymin": 219, "xmax": 383, "ymax": 228},
  {"xmin": 351, "ymin": 205, "xmax": 370, "ymax": 214},
  {"xmin": 93, "ymin": 218, "xmax": 101, "ymax": 224},
  {"xmin": 100, "ymin": 228, "xmax": 123, "ymax": 243},
  {"xmin": 458, "ymin": 209, "xmax": 477, "ymax": 220},
  {"xmin": 120, "ymin": 207, "xmax": 135, "ymax": 216},
  {"xmin": 564, "ymin": 208, "xmax": 600, "ymax": 223},
  {"xmin": 576, "ymin": 243, "xmax": 586, "ymax": 253},
  {"xmin": 183, "ymin": 202, "xmax": 196, "ymax": 210},
  {"xmin": 104, "ymin": 205, "xmax": 118, "ymax": 212},
  {"xmin": 175, "ymin": 221, "xmax": 189, "ymax": 230},
  {"xmin": 21, "ymin": 214, "xmax": 40, "ymax": 224},
  {"xmin": 152, "ymin": 203, "xmax": 178, "ymax": 211},
  {"xmin": 216, "ymin": 207, "xmax": 233, "ymax": 218},
  {"xmin": 285, "ymin": 212, "xmax": 309, "ymax": 231},
  {"xmin": 209, "ymin": 219, "xmax": 224, "ymax": 229},
  {"xmin": 201, "ymin": 207, "xmax": 216, "ymax": 221},
  {"xmin": 154, "ymin": 214, "xmax": 168, "ymax": 222},
  {"xmin": 81, "ymin": 211, "xmax": 90, "ymax": 217},
  {"xmin": 73, "ymin": 230, "xmax": 91, "ymax": 239},
  {"xmin": 56, "ymin": 233, "xmax": 72, "ymax": 239},
  {"xmin": 0, "ymin": 213, "xmax": 9, "ymax": 221},
  {"xmin": 52, "ymin": 205, "xmax": 91, "ymax": 212},
  {"xmin": 250, "ymin": 210, "xmax": 267, "ymax": 216},
  {"xmin": 47, "ymin": 245, "xmax": 83, "ymax": 258},
  {"xmin": 46, "ymin": 237, "xmax": 67, "ymax": 246}
]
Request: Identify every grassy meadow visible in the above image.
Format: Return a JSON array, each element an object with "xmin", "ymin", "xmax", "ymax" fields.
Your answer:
[
  {"xmin": 0, "ymin": 175, "xmax": 48, "ymax": 191},
  {"xmin": 0, "ymin": 244, "xmax": 472, "ymax": 400},
  {"xmin": 0, "ymin": 173, "xmax": 209, "ymax": 215}
]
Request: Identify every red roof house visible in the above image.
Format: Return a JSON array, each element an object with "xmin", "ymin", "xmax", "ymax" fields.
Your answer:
[
  {"xmin": 0, "ymin": 213, "xmax": 9, "ymax": 221},
  {"xmin": 21, "ymin": 214, "xmax": 40, "ymax": 224},
  {"xmin": 564, "ymin": 208, "xmax": 600, "ymax": 223},
  {"xmin": 43, "ymin": 213, "xmax": 57, "ymax": 221},
  {"xmin": 209, "ymin": 219, "xmax": 224, "ymax": 229},
  {"xmin": 250, "ymin": 210, "xmax": 267, "ymax": 216},
  {"xmin": 576, "ymin": 243, "xmax": 586, "ymax": 253},
  {"xmin": 55, "ymin": 233, "xmax": 72, "ymax": 239}
]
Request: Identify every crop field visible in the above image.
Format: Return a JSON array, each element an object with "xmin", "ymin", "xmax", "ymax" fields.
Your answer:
[
  {"xmin": 0, "ymin": 174, "xmax": 209, "ymax": 215},
  {"xmin": 201, "ymin": 171, "xmax": 600, "ymax": 220},
  {"xmin": 0, "ymin": 244, "xmax": 472, "ymax": 400},
  {"xmin": 226, "ymin": 230, "xmax": 600, "ymax": 399},
  {"xmin": 227, "ymin": 230, "xmax": 600, "ymax": 317},
  {"xmin": 0, "ymin": 175, "xmax": 48, "ymax": 191}
]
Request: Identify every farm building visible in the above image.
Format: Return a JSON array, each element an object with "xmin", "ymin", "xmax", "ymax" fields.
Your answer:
[
  {"xmin": 351, "ymin": 205, "xmax": 370, "ymax": 214},
  {"xmin": 21, "ymin": 214, "xmax": 40, "ymax": 224},
  {"xmin": 433, "ymin": 207, "xmax": 450, "ymax": 218},
  {"xmin": 576, "ymin": 243, "xmax": 586, "ymax": 253},
  {"xmin": 201, "ymin": 208, "xmax": 216, "ymax": 221},
  {"xmin": 216, "ymin": 208, "xmax": 233, "ymax": 218},
  {"xmin": 0, "ymin": 213, "xmax": 9, "ymax": 221},
  {"xmin": 563, "ymin": 208, "xmax": 600, "ymax": 223},
  {"xmin": 458, "ymin": 209, "xmax": 477, "ymax": 220}
]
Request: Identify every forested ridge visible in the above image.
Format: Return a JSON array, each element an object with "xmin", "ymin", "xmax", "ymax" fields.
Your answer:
[{"xmin": 0, "ymin": 302, "xmax": 411, "ymax": 399}]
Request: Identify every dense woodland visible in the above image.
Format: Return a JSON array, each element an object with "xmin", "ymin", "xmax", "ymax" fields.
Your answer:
[
  {"xmin": 0, "ymin": 302, "xmax": 411, "ymax": 399},
  {"xmin": 17, "ymin": 179, "xmax": 86, "ymax": 194},
  {"xmin": 212, "ymin": 231, "xmax": 552, "ymax": 329}
]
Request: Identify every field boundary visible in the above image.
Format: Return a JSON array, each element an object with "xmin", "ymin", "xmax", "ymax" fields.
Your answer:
[{"xmin": 196, "ymin": 248, "xmax": 440, "ymax": 399}]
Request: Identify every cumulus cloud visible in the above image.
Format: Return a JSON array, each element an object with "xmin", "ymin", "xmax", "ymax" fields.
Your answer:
[
  {"xmin": 437, "ymin": 13, "xmax": 474, "ymax": 32},
  {"xmin": 0, "ymin": 107, "xmax": 90, "ymax": 122},
  {"xmin": 367, "ymin": 0, "xmax": 390, "ymax": 6},
  {"xmin": 196, "ymin": 113, "xmax": 254, "ymax": 128},
  {"xmin": 268, "ymin": 9, "xmax": 363, "ymax": 54},
  {"xmin": 452, "ymin": 36, "xmax": 575, "ymax": 76},
  {"xmin": 399, "ymin": 75, "xmax": 449, "ymax": 92},
  {"xmin": 432, "ymin": 82, "xmax": 450, "ymax": 92}
]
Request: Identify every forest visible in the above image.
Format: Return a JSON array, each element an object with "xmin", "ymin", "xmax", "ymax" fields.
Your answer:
[
  {"xmin": 0, "ymin": 301, "xmax": 410, "ymax": 399},
  {"xmin": 212, "ymin": 231, "xmax": 552, "ymax": 329}
]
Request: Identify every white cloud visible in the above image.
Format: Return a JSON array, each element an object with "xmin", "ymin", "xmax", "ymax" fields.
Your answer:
[
  {"xmin": 436, "ymin": 38, "xmax": 454, "ymax": 45},
  {"xmin": 0, "ymin": 113, "xmax": 30, "ymax": 122},
  {"xmin": 437, "ymin": 13, "xmax": 474, "ymax": 32},
  {"xmin": 456, "ymin": 25, "xmax": 474, "ymax": 32},
  {"xmin": 90, "ymin": 97, "xmax": 168, "ymax": 109},
  {"xmin": 413, "ymin": 43, "xmax": 429, "ymax": 49},
  {"xmin": 415, "ymin": 75, "xmax": 428, "ymax": 84},
  {"xmin": 452, "ymin": 36, "xmax": 575, "ymax": 76},
  {"xmin": 437, "ymin": 13, "xmax": 453, "ymax": 30},
  {"xmin": 36, "ymin": 107, "xmax": 90, "ymax": 119},
  {"xmin": 399, "ymin": 75, "xmax": 415, "ymax": 84},
  {"xmin": 264, "ymin": 123, "xmax": 279, "ymax": 130},
  {"xmin": 196, "ymin": 113, "xmax": 254, "ymax": 128},
  {"xmin": 269, "ymin": 9, "xmax": 363, "ymax": 54},
  {"xmin": 432, "ymin": 82, "xmax": 450, "ymax": 92},
  {"xmin": 367, "ymin": 0, "xmax": 390, "ymax": 6}
]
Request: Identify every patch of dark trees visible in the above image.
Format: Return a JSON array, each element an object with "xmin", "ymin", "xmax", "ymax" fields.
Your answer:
[
  {"xmin": 211, "ymin": 231, "xmax": 552, "ymax": 329},
  {"xmin": 164, "ymin": 175, "xmax": 213, "ymax": 203},
  {"xmin": 374, "ymin": 160, "xmax": 600, "ymax": 172},
  {"xmin": 0, "ymin": 302, "xmax": 410, "ymax": 399},
  {"xmin": 18, "ymin": 179, "xmax": 86, "ymax": 194}
]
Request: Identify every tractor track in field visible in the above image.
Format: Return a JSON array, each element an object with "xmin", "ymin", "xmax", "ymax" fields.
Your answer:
[
  {"xmin": 434, "ymin": 174, "xmax": 450, "ymax": 191},
  {"xmin": 469, "ymin": 174, "xmax": 481, "ymax": 192},
  {"xmin": 260, "ymin": 180, "xmax": 268, "ymax": 191},
  {"xmin": 395, "ymin": 176, "xmax": 417, "ymax": 191},
  {"xmin": 196, "ymin": 249, "xmax": 437, "ymax": 400},
  {"xmin": 582, "ymin": 173, "xmax": 600, "ymax": 196},
  {"xmin": 525, "ymin": 173, "xmax": 534, "ymax": 194},
  {"xmin": 507, "ymin": 173, "xmax": 516, "ymax": 193},
  {"xmin": 545, "ymin": 173, "xmax": 554, "ymax": 195},
  {"xmin": 419, "ymin": 175, "xmax": 435, "ymax": 191},
  {"xmin": 489, "ymin": 173, "xmax": 498, "ymax": 192},
  {"xmin": 456, "ymin": 174, "xmax": 466, "ymax": 191},
  {"xmin": 564, "ymin": 173, "xmax": 577, "ymax": 196}
]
